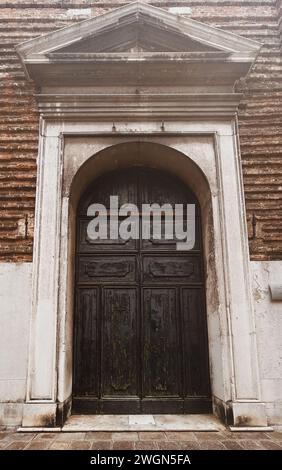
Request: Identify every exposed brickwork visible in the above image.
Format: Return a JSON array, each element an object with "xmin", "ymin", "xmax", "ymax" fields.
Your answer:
[
  {"xmin": 234, "ymin": 1, "xmax": 282, "ymax": 260},
  {"xmin": 0, "ymin": 1, "xmax": 281, "ymax": 261}
]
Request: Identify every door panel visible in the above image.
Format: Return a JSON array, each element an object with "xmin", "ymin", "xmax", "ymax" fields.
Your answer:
[
  {"xmin": 101, "ymin": 288, "xmax": 139, "ymax": 398},
  {"xmin": 73, "ymin": 288, "xmax": 99, "ymax": 397},
  {"xmin": 140, "ymin": 216, "xmax": 202, "ymax": 251},
  {"xmin": 73, "ymin": 167, "xmax": 211, "ymax": 414},
  {"xmin": 78, "ymin": 218, "xmax": 137, "ymax": 252},
  {"xmin": 142, "ymin": 288, "xmax": 181, "ymax": 398},
  {"xmin": 142, "ymin": 255, "xmax": 202, "ymax": 284},
  {"xmin": 77, "ymin": 255, "xmax": 137, "ymax": 284},
  {"xmin": 181, "ymin": 288, "xmax": 211, "ymax": 398}
]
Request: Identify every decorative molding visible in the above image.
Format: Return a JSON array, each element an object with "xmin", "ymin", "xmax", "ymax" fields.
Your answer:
[
  {"xmin": 16, "ymin": 2, "xmax": 261, "ymax": 87},
  {"xmin": 16, "ymin": 2, "xmax": 261, "ymax": 58},
  {"xmin": 36, "ymin": 93, "xmax": 243, "ymax": 120}
]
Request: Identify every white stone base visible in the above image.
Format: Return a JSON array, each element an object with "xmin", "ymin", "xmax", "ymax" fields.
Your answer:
[
  {"xmin": 62, "ymin": 414, "xmax": 225, "ymax": 432},
  {"xmin": 0, "ymin": 403, "xmax": 23, "ymax": 427},
  {"xmin": 232, "ymin": 402, "xmax": 268, "ymax": 427},
  {"xmin": 22, "ymin": 403, "xmax": 57, "ymax": 428}
]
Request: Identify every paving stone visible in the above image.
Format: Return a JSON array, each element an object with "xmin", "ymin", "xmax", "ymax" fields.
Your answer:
[
  {"xmin": 0, "ymin": 441, "xmax": 10, "ymax": 449},
  {"xmin": 199, "ymin": 440, "xmax": 227, "ymax": 450},
  {"xmin": 157, "ymin": 441, "xmax": 181, "ymax": 450},
  {"xmin": 24, "ymin": 441, "xmax": 51, "ymax": 450},
  {"xmin": 56, "ymin": 432, "xmax": 86, "ymax": 441},
  {"xmin": 238, "ymin": 440, "xmax": 264, "ymax": 450},
  {"xmin": 138, "ymin": 432, "xmax": 166, "ymax": 441},
  {"xmin": 91, "ymin": 441, "xmax": 112, "ymax": 450},
  {"xmin": 258, "ymin": 440, "xmax": 282, "ymax": 450},
  {"xmin": 177, "ymin": 441, "xmax": 200, "ymax": 450},
  {"xmin": 112, "ymin": 441, "xmax": 135, "ymax": 450},
  {"xmin": 135, "ymin": 441, "xmax": 158, "ymax": 450},
  {"xmin": 87, "ymin": 432, "xmax": 113, "ymax": 441},
  {"xmin": 221, "ymin": 440, "xmax": 244, "ymax": 450},
  {"xmin": 232, "ymin": 432, "xmax": 270, "ymax": 440},
  {"xmin": 33, "ymin": 433, "xmax": 57, "ymax": 441},
  {"xmin": 165, "ymin": 432, "xmax": 197, "ymax": 441},
  {"xmin": 69, "ymin": 440, "xmax": 91, "ymax": 450},
  {"xmin": 8, "ymin": 433, "xmax": 36, "ymax": 441},
  {"xmin": 112, "ymin": 432, "xmax": 139, "ymax": 441},
  {"xmin": 49, "ymin": 442, "xmax": 70, "ymax": 450},
  {"xmin": 2, "ymin": 429, "xmax": 279, "ymax": 451},
  {"xmin": 266, "ymin": 432, "xmax": 282, "ymax": 441},
  {"xmin": 5, "ymin": 441, "xmax": 28, "ymax": 450},
  {"xmin": 194, "ymin": 432, "xmax": 222, "ymax": 441},
  {"xmin": 216, "ymin": 431, "xmax": 235, "ymax": 440}
]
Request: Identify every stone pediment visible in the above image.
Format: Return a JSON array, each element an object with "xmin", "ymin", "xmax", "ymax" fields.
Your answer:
[
  {"xmin": 16, "ymin": 1, "xmax": 260, "ymax": 87},
  {"xmin": 54, "ymin": 11, "xmax": 220, "ymax": 55}
]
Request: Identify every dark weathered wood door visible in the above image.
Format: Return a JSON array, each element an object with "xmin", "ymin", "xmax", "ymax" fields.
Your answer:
[{"xmin": 73, "ymin": 168, "xmax": 211, "ymax": 414}]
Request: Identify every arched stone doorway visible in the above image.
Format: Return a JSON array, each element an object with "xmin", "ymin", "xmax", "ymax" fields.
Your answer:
[
  {"xmin": 73, "ymin": 166, "xmax": 211, "ymax": 414},
  {"xmin": 22, "ymin": 133, "xmax": 267, "ymax": 428},
  {"xmin": 18, "ymin": 0, "xmax": 267, "ymax": 429}
]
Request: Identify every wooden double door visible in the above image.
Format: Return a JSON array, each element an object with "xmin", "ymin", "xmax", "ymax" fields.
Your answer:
[{"xmin": 73, "ymin": 168, "xmax": 211, "ymax": 414}]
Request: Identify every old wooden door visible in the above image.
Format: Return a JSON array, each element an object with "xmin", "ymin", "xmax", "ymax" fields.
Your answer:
[{"xmin": 73, "ymin": 168, "xmax": 211, "ymax": 414}]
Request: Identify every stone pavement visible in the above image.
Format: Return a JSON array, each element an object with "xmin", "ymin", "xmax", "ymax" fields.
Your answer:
[{"xmin": 0, "ymin": 429, "xmax": 282, "ymax": 450}]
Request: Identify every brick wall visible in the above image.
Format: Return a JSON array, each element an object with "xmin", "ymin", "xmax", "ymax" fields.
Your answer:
[{"xmin": 0, "ymin": 1, "xmax": 281, "ymax": 261}]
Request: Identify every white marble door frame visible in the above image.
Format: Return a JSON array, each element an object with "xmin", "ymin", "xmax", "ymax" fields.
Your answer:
[{"xmin": 22, "ymin": 119, "xmax": 267, "ymax": 427}]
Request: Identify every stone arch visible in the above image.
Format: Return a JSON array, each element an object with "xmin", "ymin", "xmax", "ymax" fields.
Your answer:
[{"xmin": 59, "ymin": 141, "xmax": 222, "ymax": 418}]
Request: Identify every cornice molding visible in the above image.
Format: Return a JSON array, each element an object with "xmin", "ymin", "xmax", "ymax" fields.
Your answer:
[
  {"xmin": 16, "ymin": 2, "xmax": 261, "ymax": 58},
  {"xmin": 36, "ymin": 92, "xmax": 242, "ymax": 120},
  {"xmin": 16, "ymin": 2, "xmax": 261, "ymax": 88}
]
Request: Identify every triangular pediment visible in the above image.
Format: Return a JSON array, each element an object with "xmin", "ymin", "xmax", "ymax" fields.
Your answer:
[
  {"xmin": 56, "ymin": 14, "xmax": 220, "ymax": 54},
  {"xmin": 16, "ymin": 1, "xmax": 260, "ymax": 87},
  {"xmin": 17, "ymin": 1, "xmax": 260, "ymax": 57}
]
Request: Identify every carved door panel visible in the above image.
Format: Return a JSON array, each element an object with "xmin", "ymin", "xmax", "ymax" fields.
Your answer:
[{"xmin": 73, "ymin": 168, "xmax": 211, "ymax": 414}]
